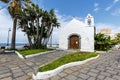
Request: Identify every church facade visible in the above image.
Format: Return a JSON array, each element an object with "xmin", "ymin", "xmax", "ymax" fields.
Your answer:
[{"xmin": 59, "ymin": 14, "xmax": 95, "ymax": 52}]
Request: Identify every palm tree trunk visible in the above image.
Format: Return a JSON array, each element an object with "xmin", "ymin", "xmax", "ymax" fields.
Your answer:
[
  {"xmin": 35, "ymin": 17, "xmax": 40, "ymax": 48},
  {"xmin": 27, "ymin": 34, "xmax": 32, "ymax": 47},
  {"xmin": 11, "ymin": 0, "xmax": 21, "ymax": 50},
  {"xmin": 38, "ymin": 22, "xmax": 44, "ymax": 48},
  {"xmin": 11, "ymin": 17, "xmax": 17, "ymax": 50},
  {"xmin": 45, "ymin": 27, "xmax": 53, "ymax": 46},
  {"xmin": 36, "ymin": 17, "xmax": 39, "ymax": 38}
]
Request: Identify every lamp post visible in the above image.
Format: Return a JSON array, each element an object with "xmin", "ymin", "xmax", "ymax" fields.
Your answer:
[
  {"xmin": 7, "ymin": 28, "xmax": 11, "ymax": 46},
  {"xmin": 50, "ymin": 33, "xmax": 52, "ymax": 47}
]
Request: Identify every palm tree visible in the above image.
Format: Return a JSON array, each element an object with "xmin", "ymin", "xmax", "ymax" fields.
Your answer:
[
  {"xmin": 30, "ymin": 3, "xmax": 43, "ymax": 48},
  {"xmin": 18, "ymin": 3, "xmax": 41, "ymax": 48},
  {"xmin": 17, "ymin": 3, "xmax": 60, "ymax": 49},
  {"xmin": 0, "ymin": 0, "xmax": 9, "ymax": 3},
  {"xmin": 0, "ymin": 0, "xmax": 31, "ymax": 50},
  {"xmin": 18, "ymin": 8, "xmax": 33, "ymax": 47},
  {"xmin": 18, "ymin": 3, "xmax": 43, "ymax": 48},
  {"xmin": 43, "ymin": 9, "xmax": 60, "ymax": 46}
]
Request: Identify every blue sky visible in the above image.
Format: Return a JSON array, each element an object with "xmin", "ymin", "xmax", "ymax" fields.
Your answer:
[
  {"xmin": 36, "ymin": 0, "xmax": 120, "ymax": 25},
  {"xmin": 0, "ymin": 0, "xmax": 120, "ymax": 43}
]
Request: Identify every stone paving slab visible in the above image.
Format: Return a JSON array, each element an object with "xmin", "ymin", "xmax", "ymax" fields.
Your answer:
[
  {"xmin": 0, "ymin": 50, "xmax": 120, "ymax": 80},
  {"xmin": 43, "ymin": 50, "xmax": 120, "ymax": 80},
  {"xmin": 0, "ymin": 50, "xmax": 71, "ymax": 80}
]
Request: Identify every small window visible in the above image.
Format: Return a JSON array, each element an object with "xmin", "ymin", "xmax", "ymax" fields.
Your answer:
[{"xmin": 88, "ymin": 19, "xmax": 91, "ymax": 26}]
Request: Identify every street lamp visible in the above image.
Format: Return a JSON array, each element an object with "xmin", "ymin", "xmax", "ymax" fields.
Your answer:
[
  {"xmin": 50, "ymin": 33, "xmax": 52, "ymax": 47},
  {"xmin": 7, "ymin": 28, "xmax": 11, "ymax": 46}
]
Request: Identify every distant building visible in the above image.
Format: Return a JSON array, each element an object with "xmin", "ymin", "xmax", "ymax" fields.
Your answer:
[
  {"xmin": 99, "ymin": 29, "xmax": 111, "ymax": 34},
  {"xmin": 59, "ymin": 14, "xmax": 95, "ymax": 52},
  {"xmin": 99, "ymin": 29, "xmax": 117, "ymax": 40}
]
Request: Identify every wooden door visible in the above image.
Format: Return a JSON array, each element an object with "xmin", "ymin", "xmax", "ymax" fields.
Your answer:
[{"xmin": 69, "ymin": 35, "xmax": 79, "ymax": 49}]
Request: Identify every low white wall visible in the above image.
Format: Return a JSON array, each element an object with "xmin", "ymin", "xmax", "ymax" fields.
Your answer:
[
  {"xmin": 15, "ymin": 50, "xmax": 56, "ymax": 59},
  {"xmin": 26, "ymin": 50, "xmax": 56, "ymax": 58},
  {"xmin": 15, "ymin": 51, "xmax": 24, "ymax": 59}
]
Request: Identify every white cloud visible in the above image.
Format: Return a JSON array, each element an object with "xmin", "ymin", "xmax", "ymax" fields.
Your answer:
[
  {"xmin": 111, "ymin": 8, "xmax": 120, "ymax": 16},
  {"xmin": 96, "ymin": 23, "xmax": 120, "ymax": 33},
  {"xmin": 0, "ymin": 8, "xmax": 72, "ymax": 44},
  {"xmin": 94, "ymin": 3, "xmax": 99, "ymax": 12},
  {"xmin": 94, "ymin": 3, "xmax": 99, "ymax": 7},
  {"xmin": 114, "ymin": 0, "xmax": 120, "ymax": 3},
  {"xmin": 0, "ymin": 9, "xmax": 12, "ymax": 43},
  {"xmin": 55, "ymin": 10, "xmax": 72, "ymax": 27},
  {"xmin": 0, "ymin": 8, "xmax": 28, "ymax": 43},
  {"xmin": 94, "ymin": 7, "xmax": 99, "ymax": 12},
  {"xmin": 105, "ymin": 6, "xmax": 113, "ymax": 11},
  {"xmin": 50, "ymin": 10, "xmax": 73, "ymax": 44},
  {"xmin": 105, "ymin": 0, "xmax": 120, "ymax": 11}
]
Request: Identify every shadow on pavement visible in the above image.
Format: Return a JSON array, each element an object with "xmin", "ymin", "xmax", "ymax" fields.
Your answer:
[{"xmin": 0, "ymin": 52, "xmax": 15, "ymax": 54}]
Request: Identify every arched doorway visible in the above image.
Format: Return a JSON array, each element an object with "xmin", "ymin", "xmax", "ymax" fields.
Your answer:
[{"xmin": 69, "ymin": 35, "xmax": 80, "ymax": 49}]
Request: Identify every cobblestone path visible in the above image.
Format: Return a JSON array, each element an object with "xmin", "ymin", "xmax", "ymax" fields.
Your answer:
[
  {"xmin": 43, "ymin": 50, "xmax": 120, "ymax": 80},
  {"xmin": 0, "ymin": 50, "xmax": 70, "ymax": 80},
  {"xmin": 0, "ymin": 50, "xmax": 120, "ymax": 80}
]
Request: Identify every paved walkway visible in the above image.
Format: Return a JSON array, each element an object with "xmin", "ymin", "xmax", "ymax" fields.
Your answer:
[
  {"xmin": 44, "ymin": 50, "xmax": 120, "ymax": 80},
  {"xmin": 0, "ymin": 50, "xmax": 71, "ymax": 80},
  {"xmin": 0, "ymin": 50, "xmax": 120, "ymax": 80}
]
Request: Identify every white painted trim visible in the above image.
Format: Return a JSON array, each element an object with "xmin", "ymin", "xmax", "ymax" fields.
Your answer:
[
  {"xmin": 15, "ymin": 51, "xmax": 24, "ymax": 59},
  {"xmin": 5, "ymin": 50, "xmax": 15, "ymax": 52},
  {"xmin": 25, "ymin": 50, "xmax": 56, "ymax": 58},
  {"xmin": 32, "ymin": 55, "xmax": 99, "ymax": 80},
  {"xmin": 15, "ymin": 50, "xmax": 56, "ymax": 59}
]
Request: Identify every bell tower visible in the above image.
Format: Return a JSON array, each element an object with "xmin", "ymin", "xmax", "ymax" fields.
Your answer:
[{"xmin": 85, "ymin": 14, "xmax": 94, "ymax": 27}]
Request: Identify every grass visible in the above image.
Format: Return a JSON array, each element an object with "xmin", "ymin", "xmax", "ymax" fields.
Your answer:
[
  {"xmin": 18, "ymin": 49, "xmax": 50, "ymax": 55},
  {"xmin": 39, "ymin": 52, "xmax": 98, "ymax": 72}
]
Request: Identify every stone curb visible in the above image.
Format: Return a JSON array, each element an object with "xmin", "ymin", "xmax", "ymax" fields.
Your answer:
[
  {"xmin": 15, "ymin": 51, "xmax": 24, "ymax": 59},
  {"xmin": 15, "ymin": 50, "xmax": 56, "ymax": 59},
  {"xmin": 5, "ymin": 50, "xmax": 15, "ymax": 52},
  {"xmin": 32, "ymin": 55, "xmax": 99, "ymax": 80}
]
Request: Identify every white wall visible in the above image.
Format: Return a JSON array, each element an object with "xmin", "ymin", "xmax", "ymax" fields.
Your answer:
[{"xmin": 59, "ymin": 19, "xmax": 94, "ymax": 52}]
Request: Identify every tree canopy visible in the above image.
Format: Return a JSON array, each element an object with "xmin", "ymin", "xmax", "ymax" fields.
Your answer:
[
  {"xmin": 17, "ymin": 3, "xmax": 60, "ymax": 49},
  {"xmin": 0, "ymin": 0, "xmax": 60, "ymax": 49},
  {"xmin": 95, "ymin": 33, "xmax": 120, "ymax": 51}
]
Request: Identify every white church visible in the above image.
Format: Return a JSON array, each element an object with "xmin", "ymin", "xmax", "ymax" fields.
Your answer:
[{"xmin": 59, "ymin": 14, "xmax": 95, "ymax": 52}]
